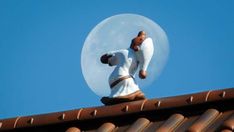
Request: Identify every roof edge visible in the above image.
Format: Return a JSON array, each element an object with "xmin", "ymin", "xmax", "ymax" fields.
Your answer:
[{"xmin": 0, "ymin": 87, "xmax": 233, "ymax": 131}]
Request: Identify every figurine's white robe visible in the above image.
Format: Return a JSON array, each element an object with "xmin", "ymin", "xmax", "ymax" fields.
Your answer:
[
  {"xmin": 107, "ymin": 37, "xmax": 154, "ymax": 97},
  {"xmin": 107, "ymin": 48, "xmax": 139, "ymax": 97}
]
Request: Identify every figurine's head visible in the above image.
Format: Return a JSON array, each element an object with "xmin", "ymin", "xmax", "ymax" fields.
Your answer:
[
  {"xmin": 130, "ymin": 31, "xmax": 146, "ymax": 51},
  {"xmin": 137, "ymin": 31, "xmax": 146, "ymax": 40}
]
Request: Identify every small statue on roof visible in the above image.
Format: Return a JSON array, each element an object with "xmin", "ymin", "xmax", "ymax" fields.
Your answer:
[{"xmin": 100, "ymin": 31, "xmax": 154, "ymax": 105}]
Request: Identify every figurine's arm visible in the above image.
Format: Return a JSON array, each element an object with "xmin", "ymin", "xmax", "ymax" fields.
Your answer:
[
  {"xmin": 138, "ymin": 37, "xmax": 154, "ymax": 79},
  {"xmin": 100, "ymin": 53, "xmax": 118, "ymax": 66},
  {"xmin": 100, "ymin": 54, "xmax": 112, "ymax": 64},
  {"xmin": 138, "ymin": 56, "xmax": 149, "ymax": 79}
]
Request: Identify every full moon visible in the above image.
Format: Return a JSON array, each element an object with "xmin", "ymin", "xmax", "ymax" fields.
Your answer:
[{"xmin": 81, "ymin": 14, "xmax": 169, "ymax": 97}]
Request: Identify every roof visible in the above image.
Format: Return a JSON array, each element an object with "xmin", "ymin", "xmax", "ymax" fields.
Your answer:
[{"xmin": 0, "ymin": 87, "xmax": 234, "ymax": 132}]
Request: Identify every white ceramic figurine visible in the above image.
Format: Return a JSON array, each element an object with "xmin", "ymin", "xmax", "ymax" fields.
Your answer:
[{"xmin": 100, "ymin": 31, "xmax": 154, "ymax": 105}]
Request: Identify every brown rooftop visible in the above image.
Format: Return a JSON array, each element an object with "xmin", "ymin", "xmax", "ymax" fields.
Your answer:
[{"xmin": 0, "ymin": 87, "xmax": 234, "ymax": 132}]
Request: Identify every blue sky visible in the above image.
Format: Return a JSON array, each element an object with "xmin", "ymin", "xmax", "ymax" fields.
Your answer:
[{"xmin": 0, "ymin": 0, "xmax": 234, "ymax": 119}]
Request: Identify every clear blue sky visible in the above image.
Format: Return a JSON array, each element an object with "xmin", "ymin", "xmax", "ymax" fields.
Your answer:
[{"xmin": 0, "ymin": 0, "xmax": 234, "ymax": 119}]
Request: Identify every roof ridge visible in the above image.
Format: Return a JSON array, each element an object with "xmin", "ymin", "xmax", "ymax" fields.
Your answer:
[{"xmin": 0, "ymin": 87, "xmax": 233, "ymax": 131}]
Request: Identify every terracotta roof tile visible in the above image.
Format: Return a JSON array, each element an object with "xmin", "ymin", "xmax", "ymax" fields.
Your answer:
[
  {"xmin": 222, "ymin": 113, "xmax": 234, "ymax": 131},
  {"xmin": 125, "ymin": 117, "xmax": 150, "ymax": 131},
  {"xmin": 97, "ymin": 122, "xmax": 115, "ymax": 132},
  {"xmin": 0, "ymin": 87, "xmax": 234, "ymax": 131},
  {"xmin": 156, "ymin": 113, "xmax": 184, "ymax": 132},
  {"xmin": 187, "ymin": 109, "xmax": 219, "ymax": 132},
  {"xmin": 66, "ymin": 127, "xmax": 80, "ymax": 132}
]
